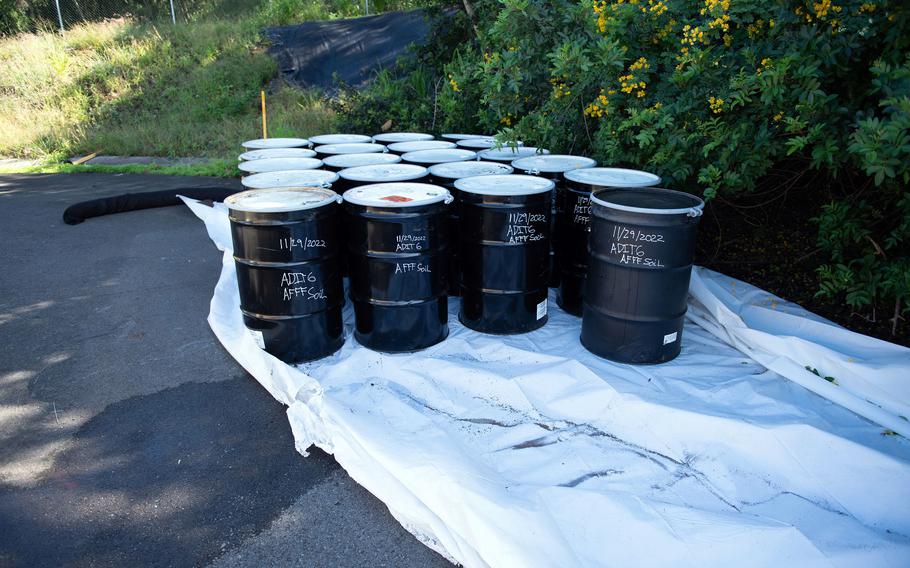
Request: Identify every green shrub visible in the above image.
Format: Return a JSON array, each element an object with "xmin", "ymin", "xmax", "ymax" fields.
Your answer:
[{"xmin": 341, "ymin": 0, "xmax": 910, "ymax": 333}]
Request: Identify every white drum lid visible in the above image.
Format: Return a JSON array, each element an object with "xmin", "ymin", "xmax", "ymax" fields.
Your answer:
[
  {"xmin": 226, "ymin": 187, "xmax": 339, "ymax": 213},
  {"xmin": 478, "ymin": 147, "xmax": 549, "ymax": 161},
  {"xmin": 322, "ymin": 152, "xmax": 402, "ymax": 169},
  {"xmin": 564, "ymin": 167, "xmax": 662, "ymax": 188},
  {"xmin": 241, "ymin": 169, "xmax": 339, "ymax": 189},
  {"xmin": 241, "ymin": 137, "xmax": 310, "ymax": 149},
  {"xmin": 387, "ymin": 140, "xmax": 457, "ymax": 153},
  {"xmin": 441, "ymin": 133, "xmax": 491, "ymax": 141},
  {"xmin": 238, "ymin": 148, "xmax": 317, "ymax": 161},
  {"xmin": 372, "ymin": 132, "xmax": 434, "ymax": 143},
  {"xmin": 512, "ymin": 154, "xmax": 597, "ymax": 174},
  {"xmin": 401, "ymin": 149, "xmax": 477, "ymax": 164},
  {"xmin": 454, "ymin": 174, "xmax": 555, "ymax": 196},
  {"xmin": 238, "ymin": 157, "xmax": 322, "ymax": 173},
  {"xmin": 315, "ymin": 143, "xmax": 387, "ymax": 155},
  {"xmin": 309, "ymin": 134, "xmax": 372, "ymax": 145},
  {"xmin": 455, "ymin": 138, "xmax": 494, "ymax": 149},
  {"xmin": 428, "ymin": 161, "xmax": 513, "ymax": 179},
  {"xmin": 338, "ymin": 163, "xmax": 428, "ymax": 182},
  {"xmin": 343, "ymin": 182, "xmax": 452, "ymax": 208}
]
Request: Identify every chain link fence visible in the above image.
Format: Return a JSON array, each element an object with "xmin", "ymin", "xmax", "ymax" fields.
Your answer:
[{"xmin": 1, "ymin": 0, "xmax": 390, "ymax": 34}]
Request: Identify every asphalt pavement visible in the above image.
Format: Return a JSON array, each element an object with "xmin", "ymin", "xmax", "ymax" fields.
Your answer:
[{"xmin": 0, "ymin": 173, "xmax": 450, "ymax": 567}]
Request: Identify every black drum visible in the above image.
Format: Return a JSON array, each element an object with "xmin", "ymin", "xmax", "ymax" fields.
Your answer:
[
  {"xmin": 454, "ymin": 175, "xmax": 554, "ymax": 334},
  {"xmin": 581, "ymin": 187, "xmax": 704, "ymax": 364},
  {"xmin": 558, "ymin": 167, "xmax": 661, "ymax": 315},
  {"xmin": 426, "ymin": 161, "xmax": 514, "ymax": 297},
  {"xmin": 226, "ymin": 187, "xmax": 346, "ymax": 363},
  {"xmin": 344, "ymin": 183, "xmax": 453, "ymax": 352},
  {"xmin": 334, "ymin": 165, "xmax": 429, "ymax": 279},
  {"xmin": 511, "ymin": 155, "xmax": 597, "ymax": 290}
]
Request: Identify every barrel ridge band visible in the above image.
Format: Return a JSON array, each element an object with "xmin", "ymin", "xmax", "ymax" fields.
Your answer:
[{"xmin": 240, "ymin": 305, "xmax": 344, "ymax": 320}]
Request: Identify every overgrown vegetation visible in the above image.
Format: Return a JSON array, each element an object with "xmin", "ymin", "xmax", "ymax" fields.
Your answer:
[
  {"xmin": 340, "ymin": 0, "xmax": 910, "ymax": 338},
  {"xmin": 0, "ymin": 0, "xmax": 433, "ymax": 162}
]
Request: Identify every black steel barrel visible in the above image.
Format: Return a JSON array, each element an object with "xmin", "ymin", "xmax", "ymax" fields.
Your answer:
[
  {"xmin": 454, "ymin": 175, "xmax": 554, "ymax": 334},
  {"xmin": 427, "ymin": 161, "xmax": 514, "ymax": 297},
  {"xmin": 226, "ymin": 187, "xmax": 346, "ymax": 363},
  {"xmin": 581, "ymin": 187, "xmax": 704, "ymax": 364},
  {"xmin": 322, "ymin": 152, "xmax": 401, "ymax": 173},
  {"xmin": 240, "ymin": 170, "xmax": 339, "ymax": 191},
  {"xmin": 344, "ymin": 183, "xmax": 453, "ymax": 352},
  {"xmin": 511, "ymin": 155, "xmax": 597, "ymax": 290},
  {"xmin": 558, "ymin": 168, "xmax": 662, "ymax": 316},
  {"xmin": 314, "ymin": 143, "xmax": 387, "ymax": 160},
  {"xmin": 335, "ymin": 165, "xmax": 430, "ymax": 279}
]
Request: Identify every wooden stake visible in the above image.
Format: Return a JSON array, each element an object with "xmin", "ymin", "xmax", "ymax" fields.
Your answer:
[{"xmin": 261, "ymin": 90, "xmax": 268, "ymax": 139}]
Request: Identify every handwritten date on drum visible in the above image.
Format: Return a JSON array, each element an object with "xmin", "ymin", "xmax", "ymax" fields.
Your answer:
[
  {"xmin": 278, "ymin": 237, "xmax": 326, "ymax": 251},
  {"xmin": 506, "ymin": 211, "xmax": 547, "ymax": 243},
  {"xmin": 611, "ymin": 225, "xmax": 665, "ymax": 243}
]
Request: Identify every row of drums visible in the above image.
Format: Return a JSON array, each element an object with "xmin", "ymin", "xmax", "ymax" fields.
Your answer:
[{"xmin": 227, "ymin": 132, "xmax": 705, "ymax": 365}]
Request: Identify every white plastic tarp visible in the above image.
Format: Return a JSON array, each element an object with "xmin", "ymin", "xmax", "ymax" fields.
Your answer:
[{"xmin": 184, "ymin": 198, "xmax": 910, "ymax": 567}]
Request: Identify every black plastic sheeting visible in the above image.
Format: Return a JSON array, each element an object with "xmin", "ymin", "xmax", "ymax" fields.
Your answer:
[
  {"xmin": 63, "ymin": 187, "xmax": 239, "ymax": 225},
  {"xmin": 263, "ymin": 10, "xmax": 433, "ymax": 91}
]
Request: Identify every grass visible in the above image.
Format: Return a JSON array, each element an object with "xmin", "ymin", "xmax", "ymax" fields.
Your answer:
[
  {"xmin": 0, "ymin": 159, "xmax": 238, "ymax": 177},
  {"xmin": 0, "ymin": 0, "xmax": 436, "ymax": 173}
]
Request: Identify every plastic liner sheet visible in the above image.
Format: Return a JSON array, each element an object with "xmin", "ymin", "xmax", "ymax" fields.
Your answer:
[
  {"xmin": 264, "ymin": 10, "xmax": 433, "ymax": 92},
  {"xmin": 184, "ymin": 198, "xmax": 910, "ymax": 568}
]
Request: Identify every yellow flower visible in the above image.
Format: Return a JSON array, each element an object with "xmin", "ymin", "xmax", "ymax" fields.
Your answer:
[
  {"xmin": 629, "ymin": 57, "xmax": 650, "ymax": 71},
  {"xmin": 708, "ymin": 96, "xmax": 725, "ymax": 114},
  {"xmin": 773, "ymin": 111, "xmax": 784, "ymax": 122},
  {"xmin": 448, "ymin": 74, "xmax": 460, "ymax": 92}
]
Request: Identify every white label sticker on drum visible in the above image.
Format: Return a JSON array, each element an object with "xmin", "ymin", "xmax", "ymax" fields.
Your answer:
[
  {"xmin": 249, "ymin": 329, "xmax": 265, "ymax": 349},
  {"xmin": 536, "ymin": 299, "xmax": 547, "ymax": 320},
  {"xmin": 663, "ymin": 332, "xmax": 678, "ymax": 345}
]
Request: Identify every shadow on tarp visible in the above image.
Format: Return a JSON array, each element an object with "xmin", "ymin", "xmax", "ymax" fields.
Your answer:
[{"xmin": 263, "ymin": 10, "xmax": 434, "ymax": 92}]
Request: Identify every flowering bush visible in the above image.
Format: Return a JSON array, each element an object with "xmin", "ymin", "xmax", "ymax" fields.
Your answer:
[{"xmin": 341, "ymin": 0, "xmax": 910, "ymax": 332}]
